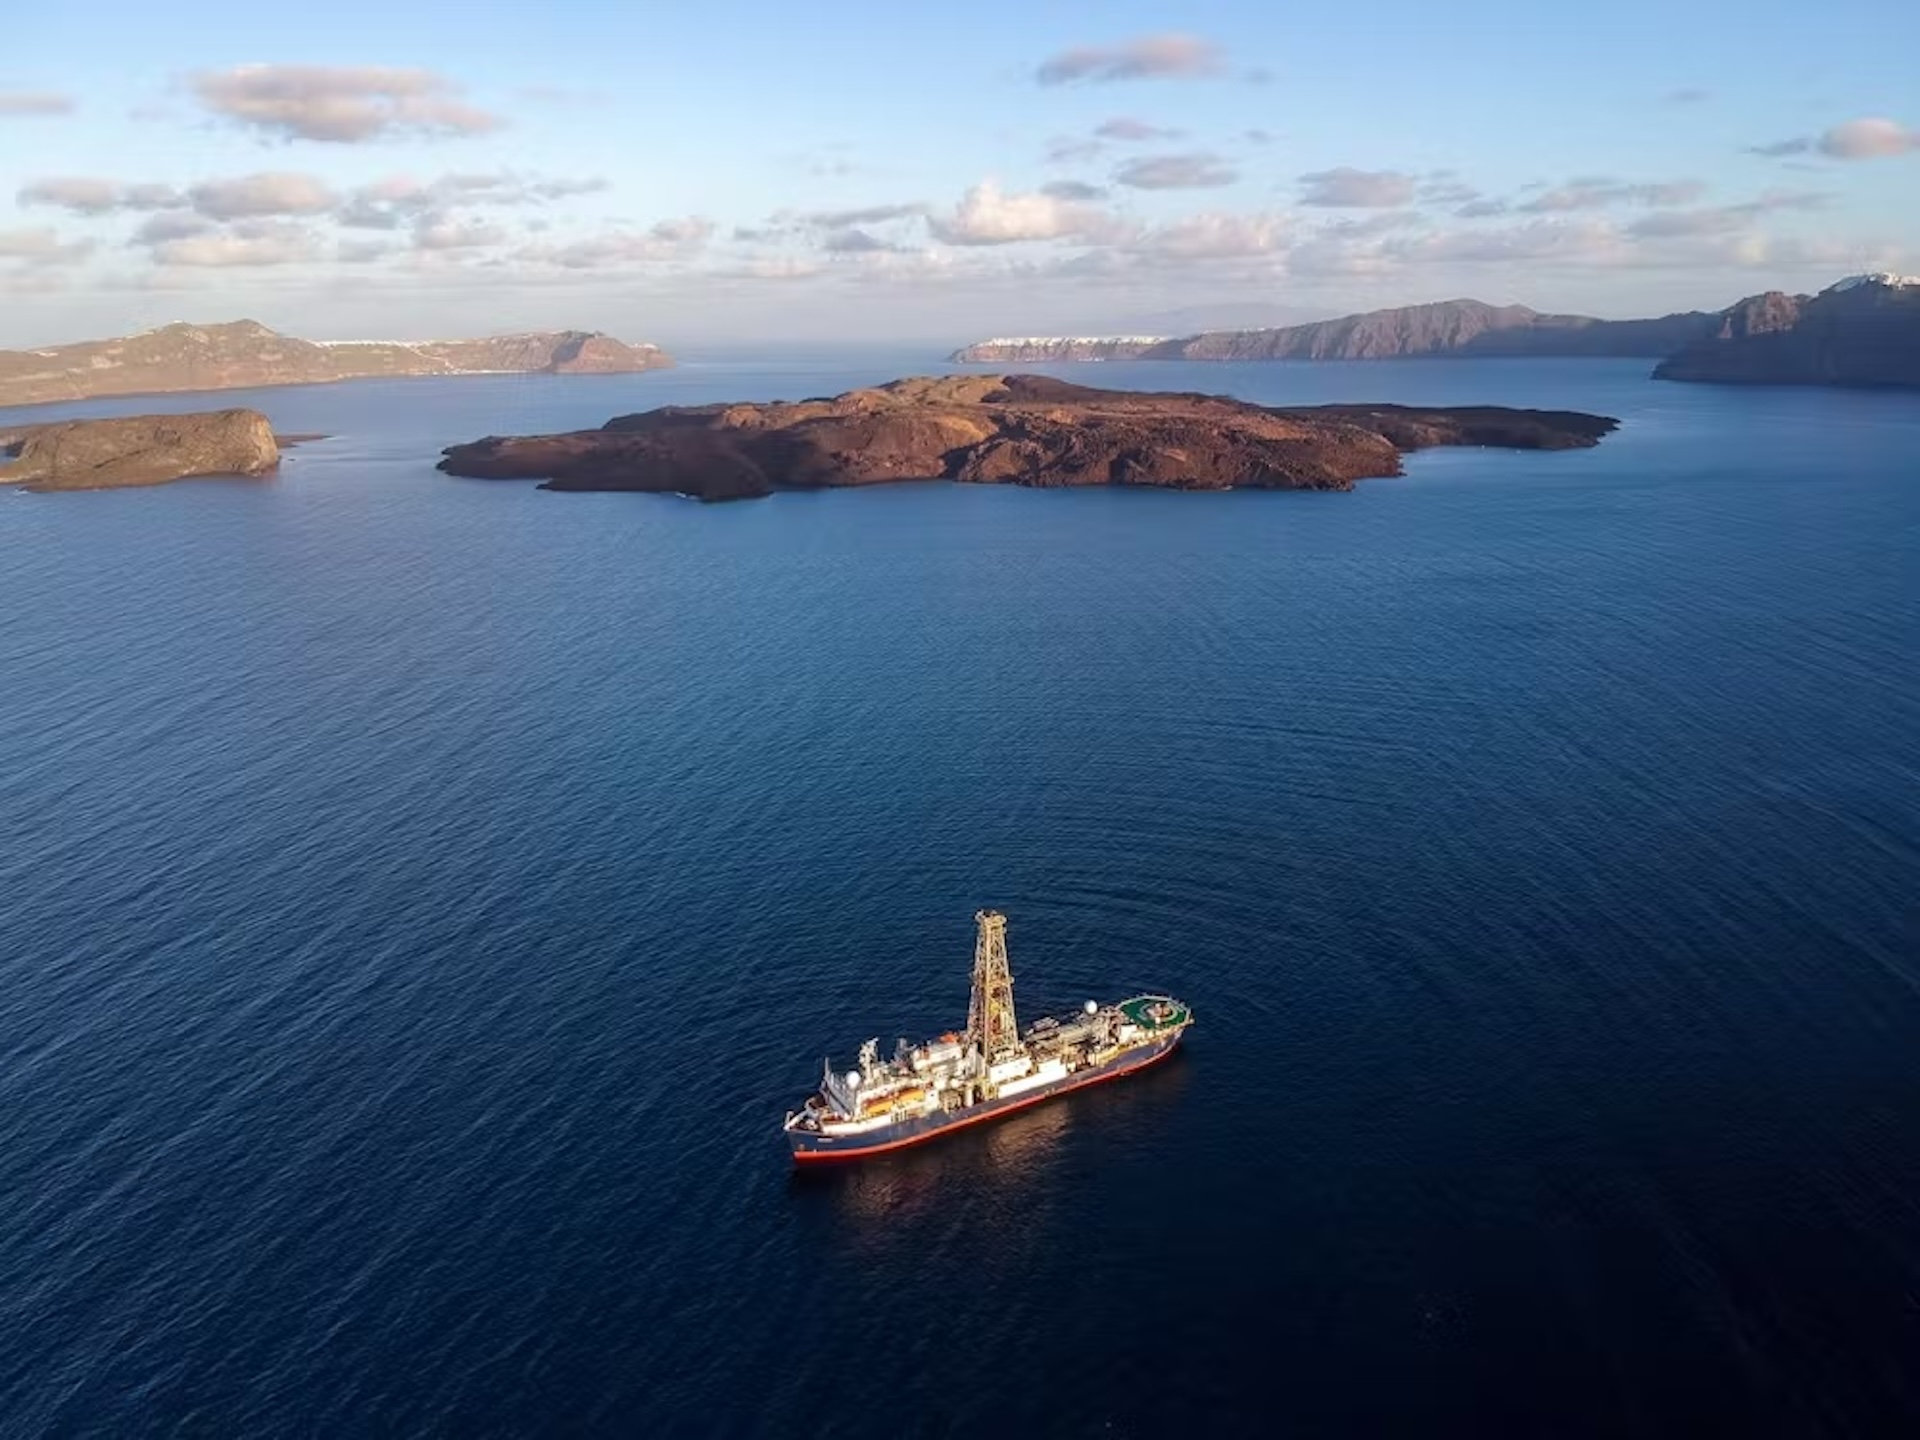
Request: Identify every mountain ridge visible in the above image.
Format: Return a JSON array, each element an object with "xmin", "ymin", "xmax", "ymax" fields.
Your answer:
[
  {"xmin": 953, "ymin": 299, "xmax": 1720, "ymax": 364},
  {"xmin": 0, "ymin": 321, "xmax": 672, "ymax": 407}
]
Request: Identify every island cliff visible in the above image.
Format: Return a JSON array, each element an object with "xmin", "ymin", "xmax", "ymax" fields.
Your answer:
[
  {"xmin": 1653, "ymin": 275, "xmax": 1920, "ymax": 389},
  {"xmin": 2, "ymin": 409, "xmax": 280, "ymax": 491},
  {"xmin": 951, "ymin": 337, "xmax": 1169, "ymax": 363},
  {"xmin": 953, "ymin": 301, "xmax": 1719, "ymax": 364},
  {"xmin": 0, "ymin": 321, "xmax": 672, "ymax": 408},
  {"xmin": 438, "ymin": 375, "xmax": 1617, "ymax": 502}
]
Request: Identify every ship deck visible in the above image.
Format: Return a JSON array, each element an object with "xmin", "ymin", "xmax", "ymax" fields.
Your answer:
[{"xmin": 1119, "ymin": 995, "xmax": 1191, "ymax": 1031}]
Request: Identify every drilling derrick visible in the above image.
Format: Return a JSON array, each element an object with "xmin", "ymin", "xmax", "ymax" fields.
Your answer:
[{"xmin": 967, "ymin": 909, "xmax": 1024, "ymax": 1066}]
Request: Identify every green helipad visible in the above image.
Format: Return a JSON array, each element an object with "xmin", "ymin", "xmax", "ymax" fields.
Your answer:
[{"xmin": 1119, "ymin": 996, "xmax": 1192, "ymax": 1031}]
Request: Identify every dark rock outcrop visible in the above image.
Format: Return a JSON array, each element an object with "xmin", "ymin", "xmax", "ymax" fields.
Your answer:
[
  {"xmin": 952, "ymin": 300, "xmax": 1719, "ymax": 365},
  {"xmin": 2, "ymin": 409, "xmax": 280, "ymax": 490},
  {"xmin": 438, "ymin": 375, "xmax": 1617, "ymax": 502},
  {"xmin": 0, "ymin": 320, "xmax": 672, "ymax": 407},
  {"xmin": 1653, "ymin": 277, "xmax": 1920, "ymax": 389}
]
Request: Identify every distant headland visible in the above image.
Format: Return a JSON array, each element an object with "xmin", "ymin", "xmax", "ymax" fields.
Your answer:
[
  {"xmin": 437, "ymin": 374, "xmax": 1618, "ymax": 502},
  {"xmin": 952, "ymin": 275, "xmax": 1920, "ymax": 390},
  {"xmin": 0, "ymin": 321, "xmax": 673, "ymax": 408}
]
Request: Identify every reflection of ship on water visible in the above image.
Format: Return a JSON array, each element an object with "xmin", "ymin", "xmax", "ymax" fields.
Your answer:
[{"xmin": 783, "ymin": 910, "xmax": 1193, "ymax": 1163}]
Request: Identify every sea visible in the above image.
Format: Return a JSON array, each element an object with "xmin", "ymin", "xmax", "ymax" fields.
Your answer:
[{"xmin": 1, "ymin": 354, "xmax": 1916, "ymax": 1437}]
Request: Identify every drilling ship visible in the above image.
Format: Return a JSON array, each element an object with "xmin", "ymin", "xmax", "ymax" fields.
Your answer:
[{"xmin": 782, "ymin": 910, "xmax": 1192, "ymax": 1162}]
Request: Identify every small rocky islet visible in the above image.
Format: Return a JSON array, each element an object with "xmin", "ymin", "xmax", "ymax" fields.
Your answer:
[
  {"xmin": 435, "ymin": 374, "xmax": 1618, "ymax": 502},
  {"xmin": 1, "ymin": 409, "xmax": 283, "ymax": 491}
]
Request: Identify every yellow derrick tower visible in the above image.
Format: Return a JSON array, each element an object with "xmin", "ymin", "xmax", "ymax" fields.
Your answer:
[{"xmin": 967, "ymin": 909, "xmax": 1024, "ymax": 1065}]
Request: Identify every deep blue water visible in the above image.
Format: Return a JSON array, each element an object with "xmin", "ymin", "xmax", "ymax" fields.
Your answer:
[{"xmin": 2, "ymin": 357, "xmax": 1917, "ymax": 1437}]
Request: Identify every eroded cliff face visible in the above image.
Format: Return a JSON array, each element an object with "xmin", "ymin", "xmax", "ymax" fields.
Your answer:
[
  {"xmin": 0, "ymin": 321, "xmax": 672, "ymax": 406},
  {"xmin": 1654, "ymin": 282, "xmax": 1920, "ymax": 388},
  {"xmin": 438, "ymin": 374, "xmax": 1618, "ymax": 502},
  {"xmin": 2, "ymin": 409, "xmax": 280, "ymax": 490},
  {"xmin": 953, "ymin": 302, "xmax": 1721, "ymax": 364}
]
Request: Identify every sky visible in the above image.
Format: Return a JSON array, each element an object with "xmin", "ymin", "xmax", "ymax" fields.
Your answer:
[{"xmin": 2, "ymin": 0, "xmax": 1917, "ymax": 348}]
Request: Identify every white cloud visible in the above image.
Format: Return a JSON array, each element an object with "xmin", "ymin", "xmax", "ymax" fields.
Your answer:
[
  {"xmin": 17, "ymin": 177, "xmax": 183, "ymax": 214},
  {"xmin": 1041, "ymin": 180, "xmax": 1107, "ymax": 202},
  {"xmin": 188, "ymin": 172, "xmax": 338, "ymax": 220},
  {"xmin": 132, "ymin": 213, "xmax": 217, "ymax": 245},
  {"xmin": 1115, "ymin": 154, "xmax": 1238, "ymax": 189},
  {"xmin": 1125, "ymin": 212, "xmax": 1292, "ymax": 260},
  {"xmin": 1818, "ymin": 117, "xmax": 1919, "ymax": 159},
  {"xmin": 0, "ymin": 92, "xmax": 74, "ymax": 116},
  {"xmin": 1299, "ymin": 168, "xmax": 1418, "ymax": 208},
  {"xmin": 0, "ymin": 227, "xmax": 97, "ymax": 265},
  {"xmin": 1036, "ymin": 34, "xmax": 1226, "ymax": 85},
  {"xmin": 517, "ymin": 217, "xmax": 714, "ymax": 268},
  {"xmin": 191, "ymin": 65, "xmax": 500, "ymax": 143},
  {"xmin": 795, "ymin": 202, "xmax": 927, "ymax": 227},
  {"xmin": 413, "ymin": 219, "xmax": 509, "ymax": 251},
  {"xmin": 335, "ymin": 171, "xmax": 607, "ymax": 229},
  {"xmin": 1095, "ymin": 117, "xmax": 1181, "ymax": 141},
  {"xmin": 153, "ymin": 222, "xmax": 321, "ymax": 267},
  {"xmin": 927, "ymin": 180, "xmax": 1109, "ymax": 245},
  {"xmin": 1520, "ymin": 178, "xmax": 1708, "ymax": 212}
]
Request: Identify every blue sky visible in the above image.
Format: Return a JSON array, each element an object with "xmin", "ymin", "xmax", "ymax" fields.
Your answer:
[{"xmin": 3, "ymin": 0, "xmax": 1916, "ymax": 346}]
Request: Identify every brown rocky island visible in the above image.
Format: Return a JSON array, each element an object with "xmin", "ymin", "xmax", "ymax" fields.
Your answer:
[
  {"xmin": 437, "ymin": 375, "xmax": 1618, "ymax": 502},
  {"xmin": 2, "ymin": 409, "xmax": 282, "ymax": 491}
]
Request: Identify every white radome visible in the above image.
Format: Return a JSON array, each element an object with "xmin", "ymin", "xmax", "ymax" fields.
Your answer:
[
  {"xmin": 1084, "ymin": 999, "xmax": 1099, "ymax": 1014},
  {"xmin": 845, "ymin": 1070, "xmax": 861, "ymax": 1088}
]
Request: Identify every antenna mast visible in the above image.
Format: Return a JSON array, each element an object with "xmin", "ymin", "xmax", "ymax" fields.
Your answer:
[{"xmin": 967, "ymin": 909, "xmax": 1023, "ymax": 1065}]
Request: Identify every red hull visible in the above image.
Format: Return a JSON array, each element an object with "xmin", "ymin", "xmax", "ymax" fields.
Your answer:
[{"xmin": 789, "ymin": 1033, "xmax": 1181, "ymax": 1164}]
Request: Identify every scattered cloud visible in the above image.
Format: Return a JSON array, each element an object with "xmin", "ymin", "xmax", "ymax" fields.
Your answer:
[
  {"xmin": 153, "ymin": 221, "xmax": 320, "ymax": 267},
  {"xmin": 188, "ymin": 172, "xmax": 339, "ymax": 220},
  {"xmin": 1041, "ymin": 180, "xmax": 1107, "ymax": 201},
  {"xmin": 1454, "ymin": 198, "xmax": 1510, "ymax": 218},
  {"xmin": 335, "ymin": 171, "xmax": 607, "ymax": 228},
  {"xmin": 927, "ymin": 180, "xmax": 1110, "ymax": 246},
  {"xmin": 1417, "ymin": 177, "xmax": 1481, "ymax": 207},
  {"xmin": 0, "ymin": 91, "xmax": 74, "ymax": 116},
  {"xmin": 1749, "ymin": 117, "xmax": 1919, "ymax": 161},
  {"xmin": 17, "ymin": 177, "xmax": 182, "ymax": 215},
  {"xmin": 1818, "ymin": 117, "xmax": 1918, "ymax": 159},
  {"xmin": 1662, "ymin": 88, "xmax": 1711, "ymax": 105},
  {"xmin": 191, "ymin": 65, "xmax": 500, "ymax": 143},
  {"xmin": 797, "ymin": 202, "xmax": 926, "ymax": 228},
  {"xmin": 337, "ymin": 238, "xmax": 394, "ymax": 264},
  {"xmin": 1386, "ymin": 220, "xmax": 1619, "ymax": 265},
  {"xmin": 131, "ymin": 213, "xmax": 217, "ymax": 245},
  {"xmin": 0, "ymin": 227, "xmax": 97, "ymax": 265},
  {"xmin": 413, "ymin": 218, "xmax": 509, "ymax": 251},
  {"xmin": 1626, "ymin": 209, "xmax": 1749, "ymax": 239},
  {"xmin": 517, "ymin": 216, "xmax": 714, "ymax": 268},
  {"xmin": 1124, "ymin": 211, "xmax": 1292, "ymax": 261},
  {"xmin": 1035, "ymin": 34, "xmax": 1226, "ymax": 85},
  {"xmin": 1044, "ymin": 136, "xmax": 1105, "ymax": 165},
  {"xmin": 1115, "ymin": 153, "xmax": 1238, "ymax": 189},
  {"xmin": 1298, "ymin": 168, "xmax": 1418, "ymax": 207},
  {"xmin": 820, "ymin": 228, "xmax": 901, "ymax": 254},
  {"xmin": 1519, "ymin": 178, "xmax": 1707, "ymax": 212},
  {"xmin": 1095, "ymin": 117, "xmax": 1181, "ymax": 142},
  {"xmin": 1243, "ymin": 128, "xmax": 1274, "ymax": 145},
  {"xmin": 1628, "ymin": 188, "xmax": 1831, "ymax": 237}
]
